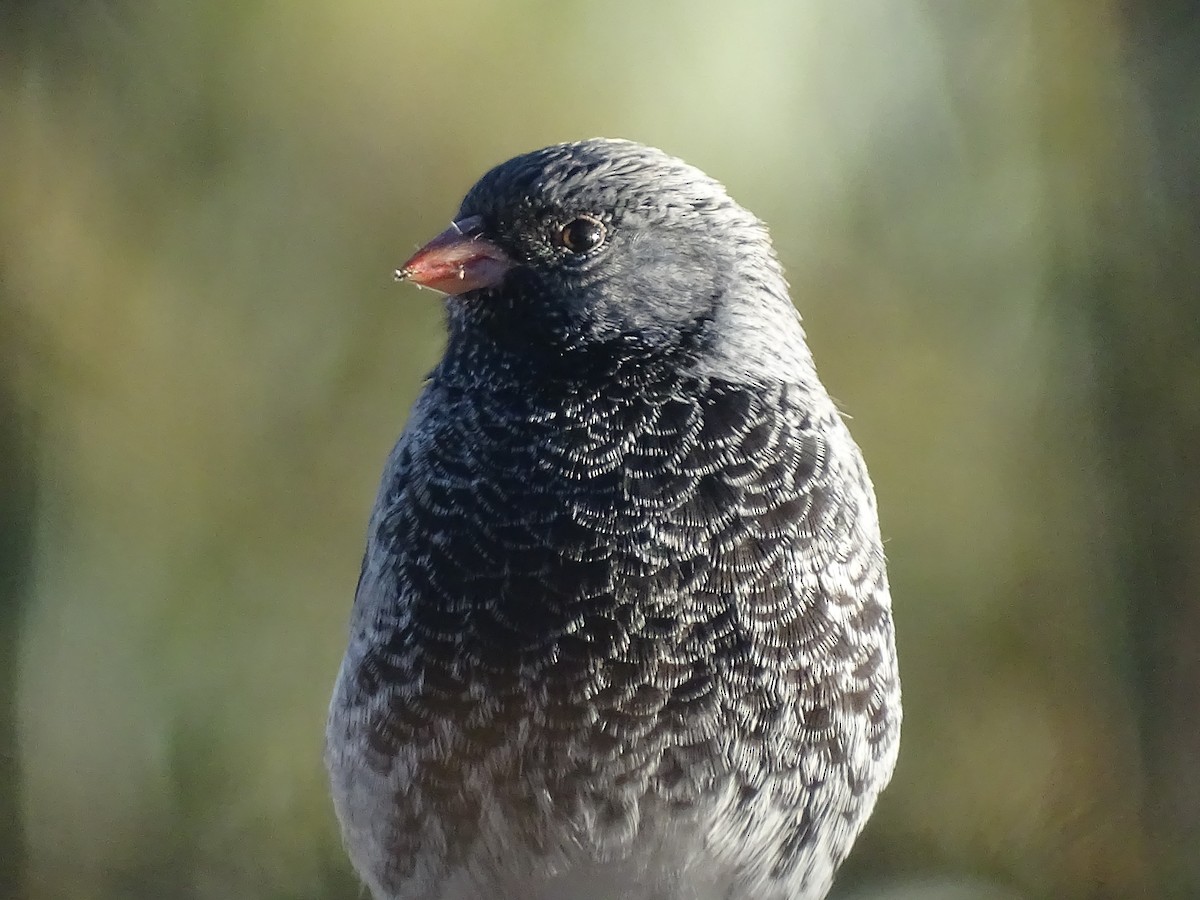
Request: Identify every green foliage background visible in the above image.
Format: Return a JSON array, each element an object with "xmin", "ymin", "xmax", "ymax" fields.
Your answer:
[{"xmin": 2, "ymin": 2, "xmax": 1197, "ymax": 898}]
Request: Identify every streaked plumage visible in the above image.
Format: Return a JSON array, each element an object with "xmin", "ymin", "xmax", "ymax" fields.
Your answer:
[{"xmin": 326, "ymin": 139, "xmax": 900, "ymax": 900}]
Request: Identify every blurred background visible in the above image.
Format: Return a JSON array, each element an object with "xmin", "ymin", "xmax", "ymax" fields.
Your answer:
[{"xmin": 2, "ymin": 1, "xmax": 1198, "ymax": 898}]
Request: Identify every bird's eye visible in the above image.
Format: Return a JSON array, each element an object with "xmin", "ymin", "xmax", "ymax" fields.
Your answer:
[{"xmin": 557, "ymin": 216, "xmax": 606, "ymax": 255}]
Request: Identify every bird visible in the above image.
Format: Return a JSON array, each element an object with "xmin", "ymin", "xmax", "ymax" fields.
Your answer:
[{"xmin": 325, "ymin": 138, "xmax": 900, "ymax": 900}]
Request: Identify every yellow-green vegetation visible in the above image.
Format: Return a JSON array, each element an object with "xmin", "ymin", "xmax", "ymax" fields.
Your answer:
[{"xmin": 1, "ymin": 2, "xmax": 1196, "ymax": 899}]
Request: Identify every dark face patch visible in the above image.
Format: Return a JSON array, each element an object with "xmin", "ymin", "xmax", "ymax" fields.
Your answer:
[{"xmin": 448, "ymin": 139, "xmax": 763, "ymax": 359}]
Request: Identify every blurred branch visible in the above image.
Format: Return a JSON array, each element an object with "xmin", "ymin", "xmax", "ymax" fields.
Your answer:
[
  {"xmin": 0, "ymin": 302, "xmax": 37, "ymax": 900},
  {"xmin": 1097, "ymin": 3, "xmax": 1200, "ymax": 896}
]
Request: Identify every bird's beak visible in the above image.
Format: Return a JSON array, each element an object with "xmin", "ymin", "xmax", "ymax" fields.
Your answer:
[{"xmin": 394, "ymin": 215, "xmax": 513, "ymax": 296}]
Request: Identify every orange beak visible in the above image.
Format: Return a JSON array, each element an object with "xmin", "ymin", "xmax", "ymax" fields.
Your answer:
[{"xmin": 394, "ymin": 215, "xmax": 513, "ymax": 296}]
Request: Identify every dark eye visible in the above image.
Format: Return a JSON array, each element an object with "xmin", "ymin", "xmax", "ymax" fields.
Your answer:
[{"xmin": 557, "ymin": 216, "xmax": 606, "ymax": 254}]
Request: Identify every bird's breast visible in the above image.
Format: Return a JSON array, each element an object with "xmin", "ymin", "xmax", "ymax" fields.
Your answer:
[
  {"xmin": 385, "ymin": 374, "xmax": 826, "ymax": 661},
  {"xmin": 349, "ymin": 370, "xmax": 892, "ymax": 765},
  {"xmin": 328, "ymin": 368, "xmax": 899, "ymax": 900}
]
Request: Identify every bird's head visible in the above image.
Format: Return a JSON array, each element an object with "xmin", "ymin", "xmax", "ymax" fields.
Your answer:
[{"xmin": 397, "ymin": 139, "xmax": 812, "ymax": 381}]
